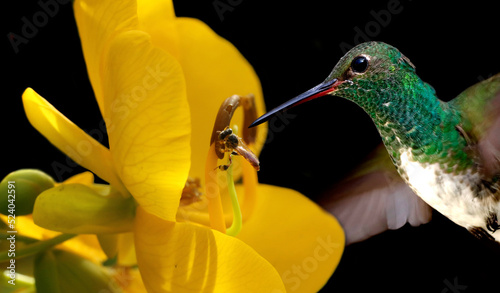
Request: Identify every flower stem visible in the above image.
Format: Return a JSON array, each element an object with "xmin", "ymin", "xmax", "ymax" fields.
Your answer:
[
  {"xmin": 0, "ymin": 233, "xmax": 76, "ymax": 262},
  {"xmin": 226, "ymin": 161, "xmax": 242, "ymax": 236},
  {"xmin": 205, "ymin": 143, "xmax": 226, "ymax": 233}
]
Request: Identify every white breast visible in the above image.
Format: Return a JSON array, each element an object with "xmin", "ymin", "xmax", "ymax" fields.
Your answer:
[{"xmin": 399, "ymin": 149, "xmax": 497, "ymax": 231}]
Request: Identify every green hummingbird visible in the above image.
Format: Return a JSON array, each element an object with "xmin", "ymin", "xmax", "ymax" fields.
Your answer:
[{"xmin": 251, "ymin": 41, "xmax": 500, "ymax": 243}]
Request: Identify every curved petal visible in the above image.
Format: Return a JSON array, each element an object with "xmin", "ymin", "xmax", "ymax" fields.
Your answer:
[
  {"xmin": 237, "ymin": 184, "xmax": 345, "ymax": 293},
  {"xmin": 73, "ymin": 0, "xmax": 138, "ymax": 117},
  {"xmin": 22, "ymin": 88, "xmax": 125, "ymax": 192},
  {"xmin": 102, "ymin": 30, "xmax": 190, "ymax": 221},
  {"xmin": 134, "ymin": 207, "xmax": 286, "ymax": 293},
  {"xmin": 61, "ymin": 171, "xmax": 94, "ymax": 185},
  {"xmin": 136, "ymin": 0, "xmax": 180, "ymax": 59}
]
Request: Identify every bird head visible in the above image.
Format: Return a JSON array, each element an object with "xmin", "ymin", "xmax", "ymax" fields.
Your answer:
[{"xmin": 250, "ymin": 41, "xmax": 418, "ymax": 127}]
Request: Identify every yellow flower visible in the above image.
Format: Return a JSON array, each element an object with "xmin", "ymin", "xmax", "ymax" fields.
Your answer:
[{"xmin": 19, "ymin": 0, "xmax": 345, "ymax": 291}]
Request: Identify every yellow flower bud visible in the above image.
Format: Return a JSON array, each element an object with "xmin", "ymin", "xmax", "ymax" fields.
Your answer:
[{"xmin": 0, "ymin": 169, "xmax": 55, "ymax": 216}]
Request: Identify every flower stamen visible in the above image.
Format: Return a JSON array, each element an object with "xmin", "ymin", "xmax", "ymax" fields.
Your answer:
[
  {"xmin": 206, "ymin": 94, "xmax": 260, "ymax": 235},
  {"xmin": 205, "ymin": 143, "xmax": 227, "ymax": 233},
  {"xmin": 180, "ymin": 177, "xmax": 203, "ymax": 207}
]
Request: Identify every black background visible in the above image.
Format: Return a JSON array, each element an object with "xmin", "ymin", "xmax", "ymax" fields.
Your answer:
[{"xmin": 3, "ymin": 1, "xmax": 500, "ymax": 292}]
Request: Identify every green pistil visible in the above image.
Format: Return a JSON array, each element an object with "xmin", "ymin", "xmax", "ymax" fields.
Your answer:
[{"xmin": 225, "ymin": 162, "xmax": 242, "ymax": 237}]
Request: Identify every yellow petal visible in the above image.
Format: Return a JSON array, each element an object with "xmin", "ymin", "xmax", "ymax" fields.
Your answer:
[
  {"xmin": 22, "ymin": 88, "xmax": 125, "ymax": 192},
  {"xmin": 136, "ymin": 0, "xmax": 180, "ymax": 59},
  {"xmin": 237, "ymin": 184, "xmax": 345, "ymax": 293},
  {"xmin": 114, "ymin": 267, "xmax": 148, "ymax": 293},
  {"xmin": 61, "ymin": 234, "xmax": 108, "ymax": 264},
  {"xmin": 137, "ymin": 0, "xmax": 175, "ymax": 20},
  {"xmin": 117, "ymin": 232, "xmax": 137, "ymax": 266},
  {"xmin": 102, "ymin": 30, "xmax": 190, "ymax": 221},
  {"xmin": 61, "ymin": 171, "xmax": 94, "ymax": 185},
  {"xmin": 73, "ymin": 0, "xmax": 138, "ymax": 117},
  {"xmin": 134, "ymin": 207, "xmax": 286, "ymax": 293}
]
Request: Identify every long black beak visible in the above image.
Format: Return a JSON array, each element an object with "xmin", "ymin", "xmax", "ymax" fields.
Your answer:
[{"xmin": 249, "ymin": 78, "xmax": 341, "ymax": 128}]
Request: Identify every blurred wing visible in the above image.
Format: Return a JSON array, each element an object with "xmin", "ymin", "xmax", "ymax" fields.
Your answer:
[
  {"xmin": 320, "ymin": 145, "xmax": 432, "ymax": 245},
  {"xmin": 449, "ymin": 73, "xmax": 500, "ymax": 178}
]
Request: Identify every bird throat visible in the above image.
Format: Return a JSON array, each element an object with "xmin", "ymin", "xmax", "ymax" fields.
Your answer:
[{"xmin": 363, "ymin": 82, "xmax": 474, "ymax": 176}]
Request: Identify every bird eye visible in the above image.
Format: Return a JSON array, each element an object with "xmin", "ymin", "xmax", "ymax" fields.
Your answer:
[{"xmin": 351, "ymin": 56, "xmax": 369, "ymax": 73}]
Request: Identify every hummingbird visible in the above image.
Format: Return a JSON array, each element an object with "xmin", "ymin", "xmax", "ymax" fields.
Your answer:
[{"xmin": 251, "ymin": 41, "xmax": 500, "ymax": 243}]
